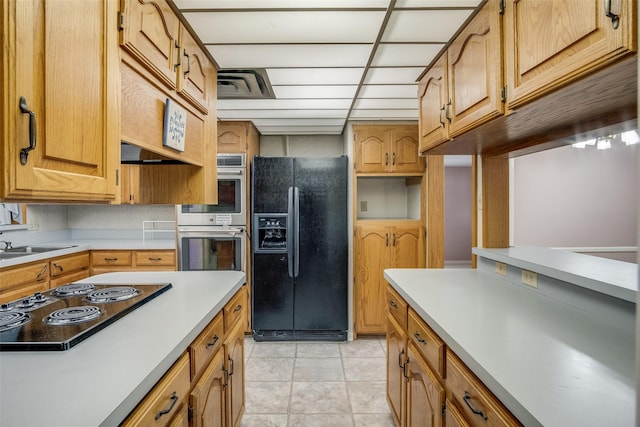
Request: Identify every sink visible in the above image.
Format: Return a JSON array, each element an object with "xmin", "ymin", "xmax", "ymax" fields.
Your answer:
[{"xmin": 0, "ymin": 245, "xmax": 76, "ymax": 259}]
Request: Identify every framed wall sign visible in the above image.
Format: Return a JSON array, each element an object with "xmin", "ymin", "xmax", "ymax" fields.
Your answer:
[{"xmin": 163, "ymin": 98, "xmax": 186, "ymax": 152}]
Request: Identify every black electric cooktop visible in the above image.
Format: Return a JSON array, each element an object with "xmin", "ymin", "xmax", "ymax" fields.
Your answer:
[{"xmin": 0, "ymin": 282, "xmax": 172, "ymax": 351}]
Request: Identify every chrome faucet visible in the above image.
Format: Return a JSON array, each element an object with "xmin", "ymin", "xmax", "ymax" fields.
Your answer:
[{"xmin": 0, "ymin": 240, "xmax": 12, "ymax": 250}]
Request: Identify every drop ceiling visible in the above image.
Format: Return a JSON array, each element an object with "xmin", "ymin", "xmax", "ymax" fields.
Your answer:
[{"xmin": 174, "ymin": 0, "xmax": 483, "ymax": 135}]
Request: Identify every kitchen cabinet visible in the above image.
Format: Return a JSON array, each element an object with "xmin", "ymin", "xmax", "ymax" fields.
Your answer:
[
  {"xmin": 504, "ymin": 0, "xmax": 637, "ymax": 109},
  {"xmin": 119, "ymin": 0, "xmax": 218, "ymax": 205},
  {"xmin": 1, "ymin": 0, "xmax": 119, "ymax": 202},
  {"xmin": 122, "ymin": 352, "xmax": 192, "ymax": 427},
  {"xmin": 0, "ymin": 260, "xmax": 49, "ymax": 304},
  {"xmin": 405, "ymin": 344, "xmax": 445, "ymax": 427},
  {"xmin": 418, "ymin": 0, "xmax": 503, "ymax": 153},
  {"xmin": 224, "ymin": 319, "xmax": 246, "ymax": 427},
  {"xmin": 190, "ymin": 350, "xmax": 226, "ymax": 427},
  {"xmin": 217, "ymin": 120, "xmax": 259, "ymax": 333},
  {"xmin": 91, "ymin": 250, "xmax": 176, "ymax": 275},
  {"xmin": 354, "ymin": 125, "xmax": 424, "ymax": 174},
  {"xmin": 354, "ymin": 222, "xmax": 424, "ymax": 335},
  {"xmin": 49, "ymin": 252, "xmax": 91, "ymax": 288},
  {"xmin": 385, "ymin": 286, "xmax": 522, "ymax": 427},
  {"xmin": 386, "ymin": 313, "xmax": 407, "ymax": 427}
]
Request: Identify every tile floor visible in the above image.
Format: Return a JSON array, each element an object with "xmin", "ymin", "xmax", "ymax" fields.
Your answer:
[{"xmin": 241, "ymin": 337, "xmax": 396, "ymax": 427}]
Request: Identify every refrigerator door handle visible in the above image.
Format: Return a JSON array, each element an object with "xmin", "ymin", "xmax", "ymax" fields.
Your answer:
[
  {"xmin": 294, "ymin": 186, "xmax": 300, "ymax": 278},
  {"xmin": 287, "ymin": 186, "xmax": 294, "ymax": 278}
]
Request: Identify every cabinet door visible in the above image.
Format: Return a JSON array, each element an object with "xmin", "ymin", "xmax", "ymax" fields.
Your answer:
[
  {"xmin": 225, "ymin": 320, "xmax": 245, "ymax": 427},
  {"xmin": 218, "ymin": 122, "xmax": 249, "ymax": 153},
  {"xmin": 354, "ymin": 126, "xmax": 389, "ymax": 173},
  {"xmin": 389, "ymin": 126, "xmax": 424, "ymax": 173},
  {"xmin": 504, "ymin": 0, "xmax": 636, "ymax": 109},
  {"xmin": 354, "ymin": 224, "xmax": 389, "ymax": 334},
  {"xmin": 418, "ymin": 55, "xmax": 449, "ymax": 153},
  {"xmin": 448, "ymin": 0, "xmax": 503, "ymax": 137},
  {"xmin": 386, "ymin": 314, "xmax": 407, "ymax": 427},
  {"xmin": 177, "ymin": 26, "xmax": 210, "ymax": 114},
  {"xmin": 445, "ymin": 399, "xmax": 471, "ymax": 427},
  {"xmin": 190, "ymin": 350, "xmax": 226, "ymax": 427},
  {"xmin": 120, "ymin": 0, "xmax": 181, "ymax": 90},
  {"xmin": 391, "ymin": 225, "xmax": 424, "ymax": 269},
  {"xmin": 4, "ymin": 0, "xmax": 118, "ymax": 202},
  {"xmin": 406, "ymin": 345, "xmax": 445, "ymax": 427}
]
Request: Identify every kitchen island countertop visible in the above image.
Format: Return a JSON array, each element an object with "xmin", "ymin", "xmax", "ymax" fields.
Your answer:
[
  {"xmin": 0, "ymin": 270, "xmax": 245, "ymax": 427},
  {"xmin": 384, "ymin": 268, "xmax": 635, "ymax": 427}
]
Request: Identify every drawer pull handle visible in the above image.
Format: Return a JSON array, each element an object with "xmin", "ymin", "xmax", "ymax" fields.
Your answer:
[
  {"xmin": 233, "ymin": 304, "xmax": 242, "ymax": 313},
  {"xmin": 414, "ymin": 332, "xmax": 426, "ymax": 344},
  {"xmin": 52, "ymin": 263, "xmax": 63, "ymax": 272},
  {"xmin": 104, "ymin": 257, "xmax": 118, "ymax": 261},
  {"xmin": 398, "ymin": 348, "xmax": 405, "ymax": 368},
  {"xmin": 228, "ymin": 356, "xmax": 235, "ymax": 376},
  {"xmin": 155, "ymin": 391, "xmax": 178, "ymax": 420},
  {"xmin": 389, "ymin": 300, "xmax": 398, "ymax": 309},
  {"xmin": 36, "ymin": 264, "xmax": 48, "ymax": 280},
  {"xmin": 206, "ymin": 335, "xmax": 219, "ymax": 348},
  {"xmin": 148, "ymin": 257, "xmax": 162, "ymax": 261},
  {"xmin": 463, "ymin": 392, "xmax": 488, "ymax": 420}
]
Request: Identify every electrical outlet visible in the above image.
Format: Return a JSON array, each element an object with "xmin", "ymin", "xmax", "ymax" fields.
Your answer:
[
  {"xmin": 495, "ymin": 262, "xmax": 507, "ymax": 276},
  {"xmin": 360, "ymin": 201, "xmax": 367, "ymax": 212},
  {"xmin": 30, "ymin": 223, "xmax": 40, "ymax": 231},
  {"xmin": 522, "ymin": 270, "xmax": 538, "ymax": 288}
]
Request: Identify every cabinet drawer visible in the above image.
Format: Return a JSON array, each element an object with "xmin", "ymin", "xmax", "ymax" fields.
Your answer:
[
  {"xmin": 224, "ymin": 286, "xmax": 247, "ymax": 332},
  {"xmin": 408, "ymin": 308, "xmax": 445, "ymax": 379},
  {"xmin": 190, "ymin": 312, "xmax": 224, "ymax": 381},
  {"xmin": 386, "ymin": 285, "xmax": 408, "ymax": 329},
  {"xmin": 135, "ymin": 250, "xmax": 176, "ymax": 267},
  {"xmin": 122, "ymin": 352, "xmax": 191, "ymax": 427},
  {"xmin": 50, "ymin": 269, "xmax": 91, "ymax": 289},
  {"xmin": 50, "ymin": 253, "xmax": 90, "ymax": 278},
  {"xmin": 446, "ymin": 349, "xmax": 521, "ymax": 427},
  {"xmin": 0, "ymin": 281, "xmax": 49, "ymax": 304},
  {"xmin": 0, "ymin": 261, "xmax": 49, "ymax": 290},
  {"xmin": 91, "ymin": 251, "xmax": 133, "ymax": 266}
]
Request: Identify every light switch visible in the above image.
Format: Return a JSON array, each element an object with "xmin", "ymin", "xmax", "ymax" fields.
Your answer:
[{"xmin": 360, "ymin": 201, "xmax": 367, "ymax": 212}]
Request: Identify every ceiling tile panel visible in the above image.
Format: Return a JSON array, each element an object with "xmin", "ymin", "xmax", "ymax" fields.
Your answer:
[
  {"xmin": 218, "ymin": 109, "xmax": 349, "ymax": 119},
  {"xmin": 364, "ymin": 67, "xmax": 424, "ymax": 84},
  {"xmin": 395, "ymin": 0, "xmax": 482, "ymax": 8},
  {"xmin": 184, "ymin": 11, "xmax": 385, "ymax": 44},
  {"xmin": 273, "ymin": 85, "xmax": 358, "ymax": 99},
  {"xmin": 175, "ymin": 0, "xmax": 390, "ymax": 9},
  {"xmin": 218, "ymin": 99, "xmax": 353, "ymax": 110},
  {"xmin": 250, "ymin": 118, "xmax": 346, "ymax": 126},
  {"xmin": 371, "ymin": 43, "xmax": 445, "ymax": 67},
  {"xmin": 207, "ymin": 44, "xmax": 373, "ymax": 68},
  {"xmin": 358, "ymin": 84, "xmax": 418, "ymax": 98},
  {"xmin": 383, "ymin": 10, "xmax": 475, "ymax": 42},
  {"xmin": 354, "ymin": 98, "xmax": 418, "ymax": 109},
  {"xmin": 267, "ymin": 68, "xmax": 364, "ymax": 85},
  {"xmin": 350, "ymin": 109, "xmax": 418, "ymax": 119}
]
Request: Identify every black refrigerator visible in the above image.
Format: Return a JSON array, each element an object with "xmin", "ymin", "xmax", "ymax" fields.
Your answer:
[{"xmin": 251, "ymin": 156, "xmax": 348, "ymax": 341}]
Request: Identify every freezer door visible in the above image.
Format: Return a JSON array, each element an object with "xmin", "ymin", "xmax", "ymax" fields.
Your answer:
[
  {"xmin": 293, "ymin": 157, "xmax": 348, "ymax": 331},
  {"xmin": 252, "ymin": 253, "xmax": 294, "ymax": 330},
  {"xmin": 251, "ymin": 156, "xmax": 293, "ymax": 213}
]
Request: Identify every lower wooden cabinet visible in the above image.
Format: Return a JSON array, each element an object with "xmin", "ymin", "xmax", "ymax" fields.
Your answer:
[
  {"xmin": 386, "ymin": 284, "xmax": 521, "ymax": 427},
  {"xmin": 124, "ymin": 286, "xmax": 247, "ymax": 427},
  {"xmin": 91, "ymin": 250, "xmax": 176, "ymax": 275},
  {"xmin": 122, "ymin": 352, "xmax": 192, "ymax": 427},
  {"xmin": 190, "ymin": 350, "xmax": 226, "ymax": 427}
]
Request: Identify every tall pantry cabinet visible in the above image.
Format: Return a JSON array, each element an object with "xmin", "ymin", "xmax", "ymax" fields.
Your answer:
[
  {"xmin": 1, "ymin": 0, "xmax": 119, "ymax": 202},
  {"xmin": 353, "ymin": 125, "xmax": 426, "ymax": 336}
]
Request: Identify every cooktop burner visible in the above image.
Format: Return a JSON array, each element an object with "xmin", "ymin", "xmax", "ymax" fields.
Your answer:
[{"xmin": 0, "ymin": 282, "xmax": 172, "ymax": 351}]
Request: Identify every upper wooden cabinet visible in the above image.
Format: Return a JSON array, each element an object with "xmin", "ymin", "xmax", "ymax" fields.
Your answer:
[
  {"xmin": 1, "ymin": 0, "xmax": 119, "ymax": 202},
  {"xmin": 419, "ymin": 0, "xmax": 503, "ymax": 153},
  {"xmin": 177, "ymin": 26, "xmax": 211, "ymax": 114},
  {"xmin": 504, "ymin": 0, "xmax": 637, "ymax": 109},
  {"xmin": 218, "ymin": 121, "xmax": 260, "ymax": 155},
  {"xmin": 119, "ymin": 0, "xmax": 181, "ymax": 91},
  {"xmin": 354, "ymin": 125, "xmax": 424, "ymax": 174}
]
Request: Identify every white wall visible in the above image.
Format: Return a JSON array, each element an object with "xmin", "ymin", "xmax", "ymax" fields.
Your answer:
[
  {"xmin": 445, "ymin": 166, "xmax": 472, "ymax": 261},
  {"xmin": 513, "ymin": 142, "xmax": 638, "ymax": 248},
  {"xmin": 260, "ymin": 135, "xmax": 345, "ymax": 157}
]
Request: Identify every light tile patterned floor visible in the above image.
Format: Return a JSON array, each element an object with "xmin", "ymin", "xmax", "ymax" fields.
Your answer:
[{"xmin": 241, "ymin": 337, "xmax": 396, "ymax": 427}]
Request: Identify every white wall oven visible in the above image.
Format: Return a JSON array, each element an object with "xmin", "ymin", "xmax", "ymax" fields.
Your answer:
[
  {"xmin": 177, "ymin": 153, "xmax": 246, "ymax": 226},
  {"xmin": 177, "ymin": 226, "xmax": 246, "ymax": 272}
]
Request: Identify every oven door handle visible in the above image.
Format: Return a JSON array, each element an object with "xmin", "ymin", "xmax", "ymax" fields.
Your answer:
[
  {"xmin": 178, "ymin": 229, "xmax": 245, "ymax": 237},
  {"xmin": 217, "ymin": 169, "xmax": 244, "ymax": 176}
]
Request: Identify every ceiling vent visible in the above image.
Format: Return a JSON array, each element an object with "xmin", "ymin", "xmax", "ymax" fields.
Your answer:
[{"xmin": 217, "ymin": 69, "xmax": 274, "ymax": 99}]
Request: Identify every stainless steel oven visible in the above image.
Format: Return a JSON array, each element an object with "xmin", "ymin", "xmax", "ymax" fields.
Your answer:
[
  {"xmin": 177, "ymin": 153, "xmax": 246, "ymax": 226},
  {"xmin": 177, "ymin": 226, "xmax": 246, "ymax": 272}
]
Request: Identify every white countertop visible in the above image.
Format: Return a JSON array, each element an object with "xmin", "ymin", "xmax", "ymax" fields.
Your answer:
[
  {"xmin": 384, "ymin": 268, "xmax": 635, "ymax": 427},
  {"xmin": 0, "ymin": 238, "xmax": 176, "ymax": 268},
  {"xmin": 473, "ymin": 246, "xmax": 638, "ymax": 302},
  {"xmin": 0, "ymin": 270, "xmax": 245, "ymax": 427}
]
